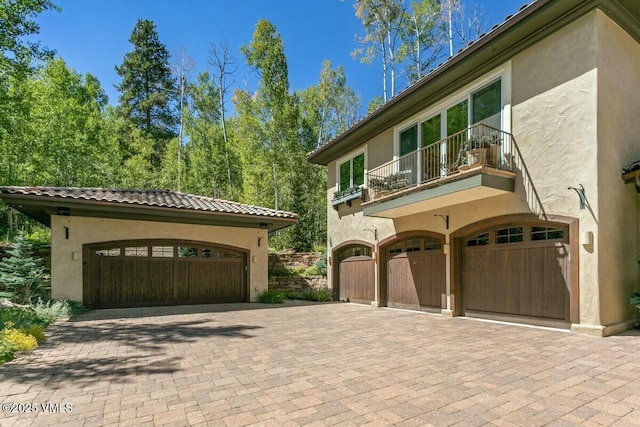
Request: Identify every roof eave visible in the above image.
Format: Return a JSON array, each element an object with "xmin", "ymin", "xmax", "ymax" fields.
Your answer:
[
  {"xmin": 307, "ymin": 0, "xmax": 613, "ymax": 166},
  {"xmin": 0, "ymin": 193, "xmax": 297, "ymax": 232}
]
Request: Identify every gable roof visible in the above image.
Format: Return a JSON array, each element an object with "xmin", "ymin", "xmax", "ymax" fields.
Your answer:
[
  {"xmin": 0, "ymin": 187, "xmax": 298, "ymax": 231},
  {"xmin": 307, "ymin": 0, "xmax": 640, "ymax": 165}
]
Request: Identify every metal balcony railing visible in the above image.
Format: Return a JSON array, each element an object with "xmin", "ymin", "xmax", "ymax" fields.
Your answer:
[{"xmin": 366, "ymin": 124, "xmax": 514, "ymax": 201}]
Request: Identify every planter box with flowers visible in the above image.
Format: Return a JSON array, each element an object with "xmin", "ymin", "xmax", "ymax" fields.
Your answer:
[
  {"xmin": 331, "ymin": 186, "xmax": 364, "ymax": 209},
  {"xmin": 369, "ymin": 173, "xmax": 410, "ymax": 199}
]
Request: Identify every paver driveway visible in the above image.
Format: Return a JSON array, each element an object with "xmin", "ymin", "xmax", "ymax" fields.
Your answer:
[{"xmin": 1, "ymin": 303, "xmax": 640, "ymax": 426}]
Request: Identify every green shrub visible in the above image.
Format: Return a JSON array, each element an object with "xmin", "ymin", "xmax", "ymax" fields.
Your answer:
[
  {"xmin": 33, "ymin": 299, "xmax": 72, "ymax": 324},
  {"xmin": 21, "ymin": 324, "xmax": 45, "ymax": 343},
  {"xmin": 0, "ymin": 341, "xmax": 13, "ymax": 363},
  {"xmin": 629, "ymin": 292, "xmax": 640, "ymax": 308},
  {"xmin": 0, "ymin": 231, "xmax": 50, "ymax": 304},
  {"xmin": 303, "ymin": 265, "xmax": 322, "ymax": 276},
  {"xmin": 300, "ymin": 253, "xmax": 328, "ymax": 276},
  {"xmin": 257, "ymin": 290, "xmax": 285, "ymax": 304},
  {"xmin": 284, "ymin": 291, "xmax": 300, "ymax": 300},
  {"xmin": 25, "ymin": 227, "xmax": 51, "ymax": 247},
  {"xmin": 299, "ymin": 288, "xmax": 333, "ymax": 302},
  {"xmin": 311, "ymin": 244, "xmax": 326, "ymax": 253},
  {"xmin": 0, "ymin": 306, "xmax": 45, "ymax": 330},
  {"xmin": 2, "ymin": 322, "xmax": 38, "ymax": 352},
  {"xmin": 291, "ymin": 265, "xmax": 306, "ymax": 276}
]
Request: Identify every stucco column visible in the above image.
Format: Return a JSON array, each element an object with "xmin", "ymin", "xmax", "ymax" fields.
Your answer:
[{"xmin": 442, "ymin": 233, "xmax": 453, "ymax": 317}]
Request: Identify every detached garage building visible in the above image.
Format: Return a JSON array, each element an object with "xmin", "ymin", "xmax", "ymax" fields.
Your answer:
[{"xmin": 0, "ymin": 187, "xmax": 297, "ymax": 308}]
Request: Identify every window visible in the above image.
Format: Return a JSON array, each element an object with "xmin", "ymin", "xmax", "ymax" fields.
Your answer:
[
  {"xmin": 421, "ymin": 115, "xmax": 441, "ymax": 147},
  {"xmin": 96, "ymin": 248, "xmax": 120, "ymax": 257},
  {"xmin": 339, "ymin": 245, "xmax": 372, "ymax": 260},
  {"xmin": 406, "ymin": 239, "xmax": 422, "ymax": 252},
  {"xmin": 447, "ymin": 100, "xmax": 469, "ymax": 137},
  {"xmin": 424, "ymin": 237, "xmax": 442, "ymax": 251},
  {"xmin": 388, "ymin": 243, "xmax": 403, "ymax": 254},
  {"xmin": 531, "ymin": 226, "xmax": 565, "ymax": 241},
  {"xmin": 396, "ymin": 78, "xmax": 503, "ymax": 157},
  {"xmin": 152, "ymin": 246, "xmax": 173, "ymax": 258},
  {"xmin": 472, "ymin": 79, "xmax": 501, "ymax": 129},
  {"xmin": 467, "ymin": 233, "xmax": 490, "ymax": 247},
  {"xmin": 496, "ymin": 227, "xmax": 524, "ymax": 244},
  {"xmin": 339, "ymin": 152, "xmax": 365, "ymax": 190},
  {"xmin": 400, "ymin": 125, "xmax": 418, "ymax": 156},
  {"xmin": 178, "ymin": 247, "xmax": 198, "ymax": 258},
  {"xmin": 125, "ymin": 247, "xmax": 148, "ymax": 257}
]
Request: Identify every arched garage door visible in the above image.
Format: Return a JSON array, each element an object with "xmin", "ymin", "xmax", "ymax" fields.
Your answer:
[
  {"xmin": 385, "ymin": 236, "xmax": 445, "ymax": 309},
  {"xmin": 462, "ymin": 223, "xmax": 570, "ymax": 322},
  {"xmin": 83, "ymin": 240, "xmax": 247, "ymax": 308},
  {"xmin": 336, "ymin": 244, "xmax": 375, "ymax": 303}
]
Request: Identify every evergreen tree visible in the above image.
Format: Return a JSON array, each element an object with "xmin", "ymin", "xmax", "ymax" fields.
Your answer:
[
  {"xmin": 0, "ymin": 231, "xmax": 50, "ymax": 304},
  {"xmin": 115, "ymin": 19, "xmax": 177, "ymax": 175}
]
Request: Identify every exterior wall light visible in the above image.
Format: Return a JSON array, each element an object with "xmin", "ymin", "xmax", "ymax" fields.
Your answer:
[
  {"xmin": 580, "ymin": 231, "xmax": 593, "ymax": 246},
  {"xmin": 568, "ymin": 184, "xmax": 587, "ymax": 210}
]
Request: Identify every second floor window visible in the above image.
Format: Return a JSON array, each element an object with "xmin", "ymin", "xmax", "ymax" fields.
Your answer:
[
  {"xmin": 339, "ymin": 152, "xmax": 365, "ymax": 190},
  {"xmin": 398, "ymin": 78, "xmax": 503, "ymax": 154}
]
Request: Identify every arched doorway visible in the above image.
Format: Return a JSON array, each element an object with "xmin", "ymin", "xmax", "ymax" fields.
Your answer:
[
  {"xmin": 459, "ymin": 220, "xmax": 572, "ymax": 324},
  {"xmin": 333, "ymin": 242, "xmax": 375, "ymax": 303},
  {"xmin": 381, "ymin": 232, "xmax": 446, "ymax": 310},
  {"xmin": 84, "ymin": 239, "xmax": 248, "ymax": 308}
]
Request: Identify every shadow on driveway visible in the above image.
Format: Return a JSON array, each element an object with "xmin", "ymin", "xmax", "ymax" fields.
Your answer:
[
  {"xmin": 1, "ymin": 354, "xmax": 183, "ymax": 385},
  {"xmin": 49, "ymin": 319, "xmax": 264, "ymax": 351}
]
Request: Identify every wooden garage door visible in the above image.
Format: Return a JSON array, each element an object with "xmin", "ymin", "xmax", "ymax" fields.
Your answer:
[
  {"xmin": 83, "ymin": 240, "xmax": 247, "ymax": 308},
  {"xmin": 386, "ymin": 236, "xmax": 445, "ymax": 308},
  {"xmin": 338, "ymin": 245, "xmax": 375, "ymax": 303},
  {"xmin": 462, "ymin": 224, "xmax": 570, "ymax": 321}
]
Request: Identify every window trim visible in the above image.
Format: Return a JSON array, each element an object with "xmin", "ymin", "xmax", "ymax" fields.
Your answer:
[{"xmin": 335, "ymin": 147, "xmax": 367, "ymax": 192}]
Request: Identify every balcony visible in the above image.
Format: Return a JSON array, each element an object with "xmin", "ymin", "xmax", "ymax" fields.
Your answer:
[{"xmin": 363, "ymin": 124, "xmax": 516, "ymax": 218}]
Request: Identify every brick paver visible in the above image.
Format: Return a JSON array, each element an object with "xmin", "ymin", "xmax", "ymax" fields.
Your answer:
[{"xmin": 1, "ymin": 303, "xmax": 640, "ymax": 426}]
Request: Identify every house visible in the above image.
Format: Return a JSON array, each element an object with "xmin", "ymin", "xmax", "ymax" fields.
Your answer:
[
  {"xmin": 0, "ymin": 187, "xmax": 297, "ymax": 308},
  {"xmin": 308, "ymin": 0, "xmax": 640, "ymax": 336}
]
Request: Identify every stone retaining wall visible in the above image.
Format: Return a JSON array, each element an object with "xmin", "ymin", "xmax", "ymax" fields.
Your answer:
[{"xmin": 268, "ymin": 251, "xmax": 327, "ymax": 292}]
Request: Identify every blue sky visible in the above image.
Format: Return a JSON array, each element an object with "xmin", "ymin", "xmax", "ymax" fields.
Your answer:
[{"xmin": 35, "ymin": 0, "xmax": 527, "ymax": 110}]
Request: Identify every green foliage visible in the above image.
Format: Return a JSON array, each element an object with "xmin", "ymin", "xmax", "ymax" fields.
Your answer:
[
  {"xmin": 1, "ymin": 322, "xmax": 38, "ymax": 352},
  {"xmin": 25, "ymin": 226, "xmax": 51, "ymax": 247},
  {"xmin": 115, "ymin": 19, "xmax": 177, "ymax": 183},
  {"xmin": 629, "ymin": 292, "xmax": 640, "ymax": 308},
  {"xmin": 0, "ymin": 306, "xmax": 45, "ymax": 330},
  {"xmin": 32, "ymin": 299, "xmax": 72, "ymax": 324},
  {"xmin": 299, "ymin": 288, "xmax": 333, "ymax": 302},
  {"xmin": 26, "ymin": 58, "xmax": 111, "ymax": 186},
  {"xmin": 257, "ymin": 289, "xmax": 285, "ymax": 304},
  {"xmin": 311, "ymin": 244, "xmax": 326, "ymax": 253},
  {"xmin": 307, "ymin": 253, "xmax": 327, "ymax": 276},
  {"xmin": 0, "ymin": 231, "xmax": 50, "ymax": 304},
  {"xmin": 21, "ymin": 324, "xmax": 45, "ymax": 343}
]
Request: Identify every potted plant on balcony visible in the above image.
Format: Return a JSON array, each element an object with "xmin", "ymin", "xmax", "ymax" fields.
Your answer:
[
  {"xmin": 464, "ymin": 132, "xmax": 501, "ymax": 167},
  {"xmin": 369, "ymin": 173, "xmax": 409, "ymax": 199},
  {"xmin": 331, "ymin": 185, "xmax": 364, "ymax": 208}
]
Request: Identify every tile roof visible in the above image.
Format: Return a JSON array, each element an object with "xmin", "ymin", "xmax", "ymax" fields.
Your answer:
[{"xmin": 0, "ymin": 187, "xmax": 298, "ymax": 220}]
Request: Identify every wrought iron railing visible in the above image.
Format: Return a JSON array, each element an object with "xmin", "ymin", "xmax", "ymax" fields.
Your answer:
[{"xmin": 366, "ymin": 124, "xmax": 513, "ymax": 201}]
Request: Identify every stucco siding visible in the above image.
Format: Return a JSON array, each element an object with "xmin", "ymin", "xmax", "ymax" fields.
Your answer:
[
  {"xmin": 596, "ymin": 10, "xmax": 640, "ymax": 329},
  {"xmin": 366, "ymin": 128, "xmax": 394, "ymax": 170},
  {"xmin": 50, "ymin": 215, "xmax": 268, "ymax": 303},
  {"xmin": 511, "ymin": 11, "xmax": 599, "ymax": 327}
]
